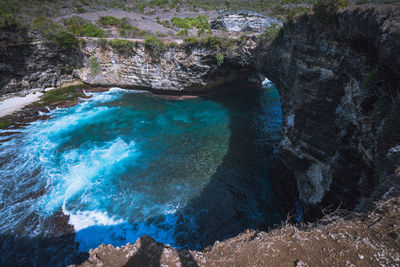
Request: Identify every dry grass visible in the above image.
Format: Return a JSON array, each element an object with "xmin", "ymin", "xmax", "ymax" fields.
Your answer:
[{"xmin": 76, "ymin": 189, "xmax": 400, "ymax": 266}]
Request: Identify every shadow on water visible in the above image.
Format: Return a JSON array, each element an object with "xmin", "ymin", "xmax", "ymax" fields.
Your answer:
[
  {"xmin": 0, "ymin": 233, "xmax": 88, "ymax": 266},
  {"xmin": 0, "ymin": 86, "xmax": 295, "ymax": 267},
  {"xmin": 171, "ymin": 87, "xmax": 287, "ymax": 250}
]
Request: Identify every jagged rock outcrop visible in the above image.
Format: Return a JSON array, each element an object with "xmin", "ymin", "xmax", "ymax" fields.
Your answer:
[
  {"xmin": 258, "ymin": 4, "xmax": 400, "ymax": 213},
  {"xmin": 0, "ymin": 30, "xmax": 83, "ymax": 96},
  {"xmin": 75, "ymin": 40, "xmax": 262, "ymax": 93},
  {"xmin": 210, "ymin": 10, "xmax": 281, "ymax": 32},
  {"xmin": 75, "ymin": 195, "xmax": 400, "ymax": 266}
]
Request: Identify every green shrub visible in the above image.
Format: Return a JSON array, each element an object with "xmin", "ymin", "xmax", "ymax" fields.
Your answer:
[
  {"xmin": 202, "ymin": 36, "xmax": 236, "ymax": 49},
  {"xmin": 313, "ymin": 0, "xmax": 349, "ymax": 17},
  {"xmin": 166, "ymin": 42, "xmax": 178, "ymax": 48},
  {"xmin": 97, "ymin": 38, "xmax": 108, "ymax": 47},
  {"xmin": 144, "ymin": 35, "xmax": 165, "ymax": 49},
  {"xmin": 149, "ymin": 0, "xmax": 169, "ymax": 7},
  {"xmin": 183, "ymin": 36, "xmax": 237, "ymax": 50},
  {"xmin": 157, "ymin": 19, "xmax": 170, "ymax": 27},
  {"xmin": 76, "ymin": 7, "xmax": 85, "ymax": 13},
  {"xmin": 98, "ymin": 16, "xmax": 120, "ymax": 26},
  {"xmin": 97, "ymin": 16, "xmax": 142, "ymax": 37},
  {"xmin": 0, "ymin": 12, "xmax": 18, "ymax": 28},
  {"xmin": 119, "ymin": 28, "xmax": 127, "ymax": 37},
  {"xmin": 107, "ymin": 39, "xmax": 134, "ymax": 54},
  {"xmin": 89, "ymin": 57, "xmax": 101, "ymax": 75},
  {"xmin": 33, "ymin": 17, "xmax": 78, "ymax": 49},
  {"xmin": 53, "ymin": 31, "xmax": 80, "ymax": 49},
  {"xmin": 65, "ymin": 16, "xmax": 105, "ymax": 37},
  {"xmin": 259, "ymin": 23, "xmax": 282, "ymax": 41},
  {"xmin": 33, "ymin": 16, "xmax": 62, "ymax": 36},
  {"xmin": 215, "ymin": 53, "xmax": 224, "ymax": 66},
  {"xmin": 183, "ymin": 36, "xmax": 200, "ymax": 45},
  {"xmin": 171, "ymin": 17, "xmax": 190, "ymax": 29},
  {"xmin": 171, "ymin": 15, "xmax": 209, "ymax": 30},
  {"xmin": 177, "ymin": 29, "xmax": 189, "ymax": 36}
]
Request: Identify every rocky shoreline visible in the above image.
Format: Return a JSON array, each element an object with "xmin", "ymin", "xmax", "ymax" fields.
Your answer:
[{"xmin": 1, "ymin": 3, "xmax": 399, "ymax": 266}]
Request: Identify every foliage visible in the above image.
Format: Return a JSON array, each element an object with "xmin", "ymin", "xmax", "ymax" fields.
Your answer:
[
  {"xmin": 96, "ymin": 38, "xmax": 108, "ymax": 47},
  {"xmin": 156, "ymin": 17, "xmax": 171, "ymax": 27},
  {"xmin": 98, "ymin": 15, "xmax": 121, "ymax": 26},
  {"xmin": 183, "ymin": 36, "xmax": 199, "ymax": 45},
  {"xmin": 33, "ymin": 17, "xmax": 79, "ymax": 49},
  {"xmin": 259, "ymin": 23, "xmax": 282, "ymax": 41},
  {"xmin": 313, "ymin": 0, "xmax": 349, "ymax": 17},
  {"xmin": 144, "ymin": 35, "xmax": 165, "ymax": 49},
  {"xmin": 177, "ymin": 29, "xmax": 189, "ymax": 36},
  {"xmin": 89, "ymin": 57, "xmax": 101, "ymax": 75},
  {"xmin": 197, "ymin": 28, "xmax": 206, "ymax": 36},
  {"xmin": 97, "ymin": 16, "xmax": 145, "ymax": 37},
  {"xmin": 183, "ymin": 36, "xmax": 237, "ymax": 50},
  {"xmin": 107, "ymin": 39, "xmax": 134, "ymax": 54},
  {"xmin": 40, "ymin": 85, "xmax": 87, "ymax": 104},
  {"xmin": 0, "ymin": 120, "xmax": 13, "ymax": 129},
  {"xmin": 0, "ymin": 11, "xmax": 18, "ymax": 28},
  {"xmin": 33, "ymin": 16, "xmax": 62, "ymax": 35},
  {"xmin": 149, "ymin": 0, "xmax": 169, "ymax": 7},
  {"xmin": 53, "ymin": 31, "xmax": 80, "ymax": 49},
  {"xmin": 171, "ymin": 15, "xmax": 209, "ymax": 30},
  {"xmin": 166, "ymin": 42, "xmax": 178, "ymax": 48},
  {"xmin": 215, "ymin": 53, "xmax": 224, "ymax": 66},
  {"xmin": 65, "ymin": 16, "xmax": 105, "ymax": 37}
]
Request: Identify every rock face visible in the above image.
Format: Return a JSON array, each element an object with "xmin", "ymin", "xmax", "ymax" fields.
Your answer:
[
  {"xmin": 258, "ymin": 5, "xmax": 400, "ymax": 212},
  {"xmin": 0, "ymin": 30, "xmax": 83, "ymax": 96},
  {"xmin": 75, "ymin": 195, "xmax": 400, "ymax": 267},
  {"xmin": 210, "ymin": 10, "xmax": 281, "ymax": 33},
  {"xmin": 0, "ymin": 2, "xmax": 399, "ymax": 221},
  {"xmin": 75, "ymin": 39, "xmax": 262, "ymax": 93}
]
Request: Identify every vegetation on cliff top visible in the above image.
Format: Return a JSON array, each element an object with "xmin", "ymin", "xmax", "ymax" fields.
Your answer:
[
  {"xmin": 98, "ymin": 16, "xmax": 149, "ymax": 38},
  {"xmin": 314, "ymin": 0, "xmax": 350, "ymax": 17},
  {"xmin": 0, "ymin": 0, "xmax": 397, "ymax": 28},
  {"xmin": 33, "ymin": 17, "xmax": 80, "ymax": 49},
  {"xmin": 64, "ymin": 16, "xmax": 105, "ymax": 37},
  {"xmin": 183, "ymin": 35, "xmax": 238, "ymax": 50},
  {"xmin": 107, "ymin": 39, "xmax": 135, "ymax": 53}
]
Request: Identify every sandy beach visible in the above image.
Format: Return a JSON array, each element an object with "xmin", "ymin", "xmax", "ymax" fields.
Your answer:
[{"xmin": 0, "ymin": 92, "xmax": 43, "ymax": 118}]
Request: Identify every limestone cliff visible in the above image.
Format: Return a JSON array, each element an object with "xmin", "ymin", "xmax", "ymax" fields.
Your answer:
[
  {"xmin": 0, "ymin": 30, "xmax": 83, "ymax": 95},
  {"xmin": 258, "ymin": 4, "xmax": 400, "ymax": 213},
  {"xmin": 75, "ymin": 39, "xmax": 261, "ymax": 93}
]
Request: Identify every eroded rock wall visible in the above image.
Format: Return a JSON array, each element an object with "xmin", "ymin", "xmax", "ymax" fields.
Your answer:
[
  {"xmin": 258, "ymin": 5, "xmax": 400, "ymax": 212},
  {"xmin": 75, "ymin": 40, "xmax": 261, "ymax": 93},
  {"xmin": 0, "ymin": 30, "xmax": 83, "ymax": 96}
]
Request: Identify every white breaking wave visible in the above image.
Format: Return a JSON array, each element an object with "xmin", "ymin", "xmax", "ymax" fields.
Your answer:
[
  {"xmin": 38, "ymin": 137, "xmax": 137, "ymax": 214},
  {"xmin": 64, "ymin": 209, "xmax": 124, "ymax": 231}
]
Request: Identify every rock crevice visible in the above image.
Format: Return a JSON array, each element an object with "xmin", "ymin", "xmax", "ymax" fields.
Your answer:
[{"xmin": 259, "ymin": 4, "xmax": 400, "ymax": 213}]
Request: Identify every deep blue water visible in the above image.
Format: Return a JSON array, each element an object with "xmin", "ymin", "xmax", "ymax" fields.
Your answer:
[{"xmin": 0, "ymin": 82, "xmax": 282, "ymax": 265}]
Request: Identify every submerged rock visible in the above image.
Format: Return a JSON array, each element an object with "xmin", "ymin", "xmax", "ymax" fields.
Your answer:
[{"xmin": 210, "ymin": 10, "xmax": 281, "ymax": 33}]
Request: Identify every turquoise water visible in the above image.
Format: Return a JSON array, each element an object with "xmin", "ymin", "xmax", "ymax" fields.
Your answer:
[{"xmin": 0, "ymin": 83, "xmax": 282, "ymax": 265}]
